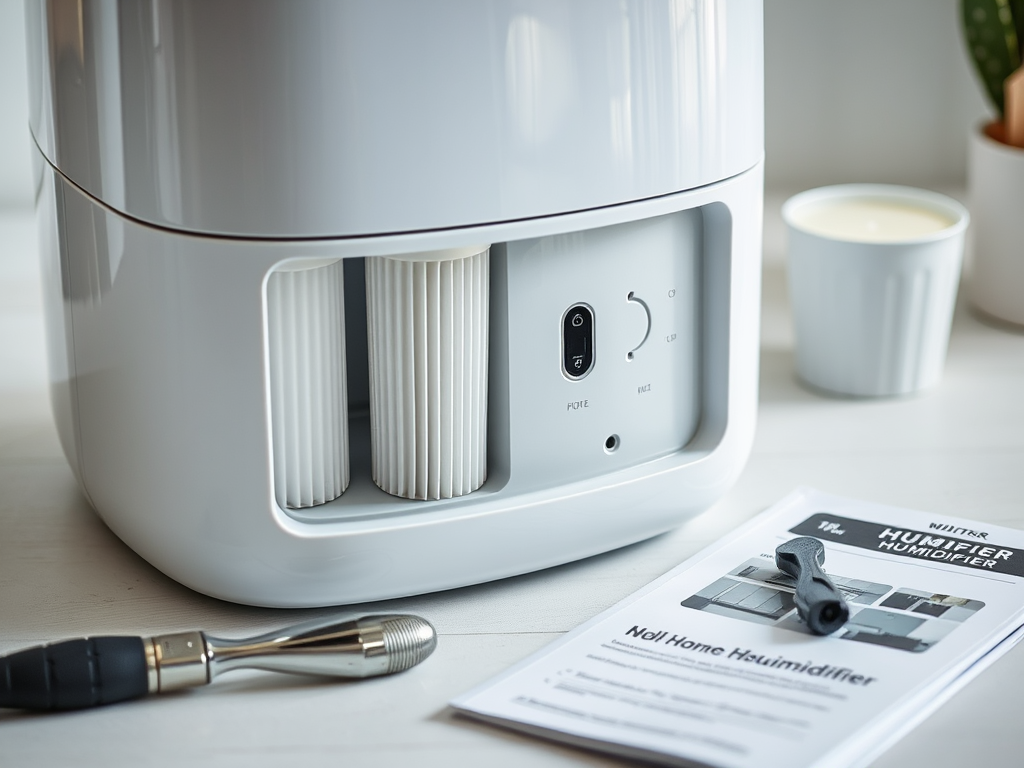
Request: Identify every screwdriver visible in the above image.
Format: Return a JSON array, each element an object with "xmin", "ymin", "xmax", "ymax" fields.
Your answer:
[{"xmin": 0, "ymin": 614, "xmax": 436, "ymax": 711}]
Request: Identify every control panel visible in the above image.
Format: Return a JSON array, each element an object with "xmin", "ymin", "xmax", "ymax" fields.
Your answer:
[{"xmin": 503, "ymin": 207, "xmax": 702, "ymax": 489}]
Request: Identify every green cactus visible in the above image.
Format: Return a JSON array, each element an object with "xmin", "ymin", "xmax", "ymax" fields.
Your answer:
[
  {"xmin": 962, "ymin": 0, "xmax": 1021, "ymax": 115},
  {"xmin": 1013, "ymin": 0, "xmax": 1024, "ymax": 48}
]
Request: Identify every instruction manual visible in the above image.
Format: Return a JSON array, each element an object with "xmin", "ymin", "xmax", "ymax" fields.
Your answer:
[{"xmin": 452, "ymin": 488, "xmax": 1024, "ymax": 768}]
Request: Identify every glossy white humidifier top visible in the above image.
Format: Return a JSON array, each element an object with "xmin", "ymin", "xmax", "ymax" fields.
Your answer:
[
  {"xmin": 26, "ymin": 0, "xmax": 763, "ymax": 238},
  {"xmin": 27, "ymin": 0, "xmax": 765, "ymax": 607}
]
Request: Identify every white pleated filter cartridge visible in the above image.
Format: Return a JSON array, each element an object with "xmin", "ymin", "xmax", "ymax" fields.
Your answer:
[
  {"xmin": 267, "ymin": 259, "xmax": 350, "ymax": 509},
  {"xmin": 366, "ymin": 246, "xmax": 490, "ymax": 500}
]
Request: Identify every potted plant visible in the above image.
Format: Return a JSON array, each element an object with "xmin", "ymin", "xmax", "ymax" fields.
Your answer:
[{"xmin": 962, "ymin": 0, "xmax": 1024, "ymax": 325}]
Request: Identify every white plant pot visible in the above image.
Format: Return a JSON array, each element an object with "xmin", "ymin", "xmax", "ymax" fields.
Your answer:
[{"xmin": 968, "ymin": 122, "xmax": 1024, "ymax": 326}]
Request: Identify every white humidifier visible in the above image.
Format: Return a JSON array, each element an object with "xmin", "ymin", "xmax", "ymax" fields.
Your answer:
[{"xmin": 26, "ymin": 0, "xmax": 764, "ymax": 607}]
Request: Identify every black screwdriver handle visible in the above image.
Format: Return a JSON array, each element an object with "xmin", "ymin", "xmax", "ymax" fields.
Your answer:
[
  {"xmin": 0, "ymin": 636, "xmax": 149, "ymax": 711},
  {"xmin": 775, "ymin": 537, "xmax": 850, "ymax": 635}
]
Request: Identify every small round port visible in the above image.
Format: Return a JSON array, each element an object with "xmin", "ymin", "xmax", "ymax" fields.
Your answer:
[{"xmin": 604, "ymin": 434, "xmax": 620, "ymax": 453}]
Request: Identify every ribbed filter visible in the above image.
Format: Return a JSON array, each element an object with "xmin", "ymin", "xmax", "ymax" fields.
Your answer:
[
  {"xmin": 366, "ymin": 247, "xmax": 489, "ymax": 500},
  {"xmin": 267, "ymin": 259, "xmax": 349, "ymax": 509}
]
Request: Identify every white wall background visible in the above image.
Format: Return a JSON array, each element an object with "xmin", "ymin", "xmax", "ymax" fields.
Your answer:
[
  {"xmin": 0, "ymin": 0, "xmax": 994, "ymax": 210},
  {"xmin": 0, "ymin": 0, "xmax": 31, "ymax": 209},
  {"xmin": 765, "ymin": 0, "xmax": 990, "ymax": 190}
]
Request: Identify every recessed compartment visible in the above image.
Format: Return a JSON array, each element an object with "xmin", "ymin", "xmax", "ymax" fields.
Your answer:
[{"xmin": 274, "ymin": 205, "xmax": 713, "ymax": 523}]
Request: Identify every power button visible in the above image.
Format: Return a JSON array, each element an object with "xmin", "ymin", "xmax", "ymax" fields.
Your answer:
[{"xmin": 562, "ymin": 304, "xmax": 595, "ymax": 380}]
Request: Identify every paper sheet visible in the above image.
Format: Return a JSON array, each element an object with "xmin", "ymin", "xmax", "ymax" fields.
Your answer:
[{"xmin": 452, "ymin": 488, "xmax": 1024, "ymax": 768}]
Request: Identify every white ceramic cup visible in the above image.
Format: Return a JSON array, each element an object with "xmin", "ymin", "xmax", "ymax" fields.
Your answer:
[{"xmin": 783, "ymin": 184, "xmax": 969, "ymax": 397}]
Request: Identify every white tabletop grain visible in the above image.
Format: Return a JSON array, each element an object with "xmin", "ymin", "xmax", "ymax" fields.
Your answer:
[{"xmin": 2, "ymin": 195, "xmax": 1023, "ymax": 767}]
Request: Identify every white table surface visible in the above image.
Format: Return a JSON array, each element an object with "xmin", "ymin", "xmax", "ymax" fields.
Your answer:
[{"xmin": 2, "ymin": 194, "xmax": 1024, "ymax": 767}]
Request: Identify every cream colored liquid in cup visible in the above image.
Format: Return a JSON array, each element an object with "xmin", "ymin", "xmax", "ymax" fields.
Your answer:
[{"xmin": 792, "ymin": 199, "xmax": 954, "ymax": 243}]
